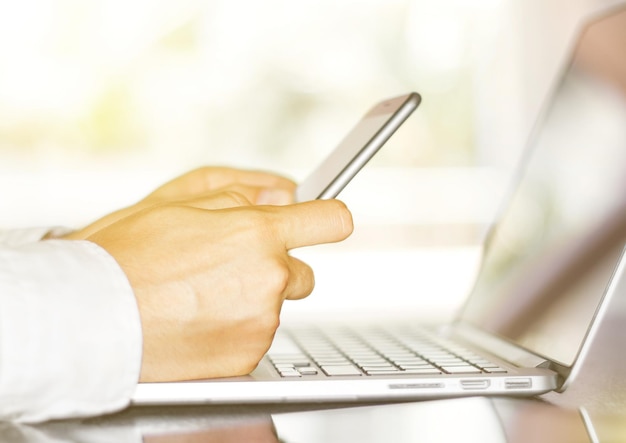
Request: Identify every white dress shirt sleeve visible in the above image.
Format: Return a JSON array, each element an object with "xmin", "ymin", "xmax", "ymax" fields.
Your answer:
[{"xmin": 0, "ymin": 228, "xmax": 142, "ymax": 423}]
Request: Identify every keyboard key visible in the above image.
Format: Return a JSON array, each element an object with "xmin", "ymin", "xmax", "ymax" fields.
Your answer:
[
  {"xmin": 441, "ymin": 366, "xmax": 482, "ymax": 374},
  {"xmin": 402, "ymin": 368, "xmax": 443, "ymax": 374},
  {"xmin": 398, "ymin": 364, "xmax": 436, "ymax": 370},
  {"xmin": 354, "ymin": 360, "xmax": 390, "ymax": 367},
  {"xmin": 315, "ymin": 358, "xmax": 351, "ymax": 365},
  {"xmin": 472, "ymin": 361, "xmax": 501, "ymax": 369},
  {"xmin": 391, "ymin": 358, "xmax": 428, "ymax": 364},
  {"xmin": 274, "ymin": 363, "xmax": 295, "ymax": 369},
  {"xmin": 361, "ymin": 365, "xmax": 396, "ymax": 371},
  {"xmin": 483, "ymin": 367, "xmax": 507, "ymax": 373},
  {"xmin": 270, "ymin": 354, "xmax": 308, "ymax": 361},
  {"xmin": 321, "ymin": 365, "xmax": 363, "ymax": 376},
  {"xmin": 278, "ymin": 369, "xmax": 302, "ymax": 377},
  {"xmin": 365, "ymin": 369, "xmax": 402, "ymax": 375},
  {"xmin": 292, "ymin": 361, "xmax": 312, "ymax": 367},
  {"xmin": 433, "ymin": 359, "xmax": 469, "ymax": 366}
]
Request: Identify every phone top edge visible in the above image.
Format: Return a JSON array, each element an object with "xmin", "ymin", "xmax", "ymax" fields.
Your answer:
[
  {"xmin": 365, "ymin": 92, "xmax": 422, "ymax": 118},
  {"xmin": 316, "ymin": 93, "xmax": 420, "ymax": 200}
]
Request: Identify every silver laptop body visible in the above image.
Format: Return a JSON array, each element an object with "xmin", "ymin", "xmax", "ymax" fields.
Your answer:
[{"xmin": 133, "ymin": 7, "xmax": 626, "ymax": 405}]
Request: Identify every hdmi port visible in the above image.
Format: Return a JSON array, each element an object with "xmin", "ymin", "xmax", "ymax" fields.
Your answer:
[{"xmin": 460, "ymin": 379, "xmax": 490, "ymax": 390}]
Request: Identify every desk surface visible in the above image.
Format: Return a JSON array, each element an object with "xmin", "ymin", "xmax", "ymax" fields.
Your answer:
[{"xmin": 3, "ymin": 268, "xmax": 624, "ymax": 442}]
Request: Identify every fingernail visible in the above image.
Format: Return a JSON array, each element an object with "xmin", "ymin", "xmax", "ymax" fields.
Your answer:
[{"xmin": 257, "ymin": 189, "xmax": 293, "ymax": 205}]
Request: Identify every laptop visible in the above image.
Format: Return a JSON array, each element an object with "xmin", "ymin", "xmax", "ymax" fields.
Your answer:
[{"xmin": 132, "ymin": 6, "xmax": 626, "ymax": 405}]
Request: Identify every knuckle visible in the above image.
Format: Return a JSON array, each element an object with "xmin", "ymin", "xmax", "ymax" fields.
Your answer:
[
  {"xmin": 221, "ymin": 190, "xmax": 251, "ymax": 206},
  {"xmin": 237, "ymin": 359, "xmax": 260, "ymax": 375},
  {"xmin": 256, "ymin": 320, "xmax": 280, "ymax": 354},
  {"xmin": 265, "ymin": 261, "xmax": 290, "ymax": 294},
  {"xmin": 186, "ymin": 166, "xmax": 218, "ymax": 190},
  {"xmin": 245, "ymin": 210, "xmax": 276, "ymax": 240},
  {"xmin": 260, "ymin": 310, "xmax": 281, "ymax": 332},
  {"xmin": 235, "ymin": 322, "xmax": 279, "ymax": 375}
]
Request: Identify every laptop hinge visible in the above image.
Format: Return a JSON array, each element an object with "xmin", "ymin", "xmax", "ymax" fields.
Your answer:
[{"xmin": 448, "ymin": 323, "xmax": 551, "ymax": 369}]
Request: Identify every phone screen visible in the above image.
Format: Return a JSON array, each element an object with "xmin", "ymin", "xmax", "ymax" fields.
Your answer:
[{"xmin": 295, "ymin": 92, "xmax": 420, "ymax": 202}]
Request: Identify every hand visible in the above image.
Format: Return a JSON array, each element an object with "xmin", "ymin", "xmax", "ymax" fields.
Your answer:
[
  {"xmin": 86, "ymin": 193, "xmax": 353, "ymax": 382},
  {"xmin": 64, "ymin": 167, "xmax": 296, "ymax": 240}
]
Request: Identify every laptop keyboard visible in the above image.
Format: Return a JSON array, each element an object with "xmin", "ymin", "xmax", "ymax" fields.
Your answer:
[{"xmin": 268, "ymin": 327, "xmax": 508, "ymax": 378}]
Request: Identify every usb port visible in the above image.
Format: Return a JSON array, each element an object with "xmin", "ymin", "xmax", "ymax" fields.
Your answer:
[
  {"xmin": 505, "ymin": 378, "xmax": 532, "ymax": 390},
  {"xmin": 461, "ymin": 379, "xmax": 490, "ymax": 390}
]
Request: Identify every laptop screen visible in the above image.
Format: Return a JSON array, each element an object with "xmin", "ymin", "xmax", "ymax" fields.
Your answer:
[{"xmin": 458, "ymin": 8, "xmax": 626, "ymax": 367}]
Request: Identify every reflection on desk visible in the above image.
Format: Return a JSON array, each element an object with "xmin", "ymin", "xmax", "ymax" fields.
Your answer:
[
  {"xmin": 274, "ymin": 399, "xmax": 598, "ymax": 443},
  {"xmin": 1, "ymin": 397, "xmax": 622, "ymax": 443}
]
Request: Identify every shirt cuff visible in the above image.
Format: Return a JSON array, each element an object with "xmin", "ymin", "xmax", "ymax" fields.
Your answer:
[{"xmin": 0, "ymin": 239, "xmax": 142, "ymax": 423}]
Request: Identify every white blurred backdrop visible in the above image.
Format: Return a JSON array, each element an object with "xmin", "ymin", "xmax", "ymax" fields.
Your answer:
[{"xmin": 0, "ymin": 0, "xmax": 616, "ymax": 318}]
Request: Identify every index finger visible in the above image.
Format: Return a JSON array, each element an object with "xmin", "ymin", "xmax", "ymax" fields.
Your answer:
[{"xmin": 268, "ymin": 199, "xmax": 354, "ymax": 249}]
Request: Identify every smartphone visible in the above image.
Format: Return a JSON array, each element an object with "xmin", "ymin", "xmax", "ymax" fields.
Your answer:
[{"xmin": 295, "ymin": 92, "xmax": 421, "ymax": 202}]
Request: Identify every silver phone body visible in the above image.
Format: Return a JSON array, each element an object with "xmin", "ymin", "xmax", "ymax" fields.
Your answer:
[{"xmin": 295, "ymin": 92, "xmax": 421, "ymax": 202}]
